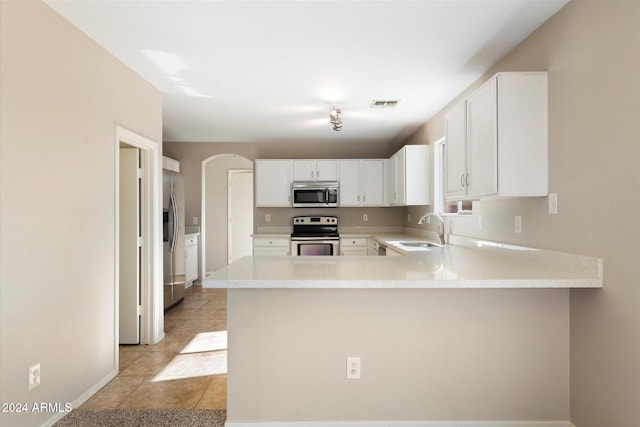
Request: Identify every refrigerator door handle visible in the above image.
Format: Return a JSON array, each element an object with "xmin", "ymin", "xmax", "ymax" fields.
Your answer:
[
  {"xmin": 169, "ymin": 192, "xmax": 178, "ymax": 252},
  {"xmin": 173, "ymin": 192, "xmax": 179, "ymax": 251}
]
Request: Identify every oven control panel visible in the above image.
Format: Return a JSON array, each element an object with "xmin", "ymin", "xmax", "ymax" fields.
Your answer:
[{"xmin": 293, "ymin": 216, "xmax": 338, "ymax": 225}]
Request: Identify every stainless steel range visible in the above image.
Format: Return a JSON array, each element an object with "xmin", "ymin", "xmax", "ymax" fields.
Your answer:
[{"xmin": 290, "ymin": 215, "xmax": 340, "ymax": 256}]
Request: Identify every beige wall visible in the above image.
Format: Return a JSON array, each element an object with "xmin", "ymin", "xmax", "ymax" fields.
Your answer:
[
  {"xmin": 228, "ymin": 288, "xmax": 570, "ymax": 422},
  {"xmin": 254, "ymin": 206, "xmax": 404, "ymax": 231},
  {"xmin": 0, "ymin": 2, "xmax": 162, "ymax": 426},
  {"xmin": 412, "ymin": 1, "xmax": 640, "ymax": 425}
]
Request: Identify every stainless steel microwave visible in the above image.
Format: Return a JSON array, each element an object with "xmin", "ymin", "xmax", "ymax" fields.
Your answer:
[{"xmin": 291, "ymin": 181, "xmax": 339, "ymax": 208}]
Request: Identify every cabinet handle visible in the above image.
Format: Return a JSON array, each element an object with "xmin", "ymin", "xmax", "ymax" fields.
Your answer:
[
  {"xmin": 363, "ymin": 195, "xmax": 366, "ymax": 202},
  {"xmin": 465, "ymin": 173, "xmax": 470, "ymax": 187},
  {"xmin": 460, "ymin": 174, "xmax": 465, "ymax": 187},
  {"xmin": 357, "ymin": 195, "xmax": 360, "ymax": 202}
]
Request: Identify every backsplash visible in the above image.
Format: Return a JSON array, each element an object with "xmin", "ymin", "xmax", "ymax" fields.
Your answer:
[{"xmin": 254, "ymin": 206, "xmax": 404, "ymax": 233}]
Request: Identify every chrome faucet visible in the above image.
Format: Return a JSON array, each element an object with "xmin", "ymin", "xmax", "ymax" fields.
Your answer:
[{"xmin": 418, "ymin": 212, "xmax": 446, "ymax": 245}]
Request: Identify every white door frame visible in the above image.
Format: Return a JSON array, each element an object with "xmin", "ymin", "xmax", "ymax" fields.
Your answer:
[{"xmin": 115, "ymin": 126, "xmax": 164, "ymax": 361}]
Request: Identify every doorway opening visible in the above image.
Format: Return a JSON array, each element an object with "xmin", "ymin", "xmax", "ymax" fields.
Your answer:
[
  {"xmin": 228, "ymin": 169, "xmax": 254, "ymax": 264},
  {"xmin": 201, "ymin": 154, "xmax": 253, "ymax": 277},
  {"xmin": 115, "ymin": 127, "xmax": 163, "ymax": 357}
]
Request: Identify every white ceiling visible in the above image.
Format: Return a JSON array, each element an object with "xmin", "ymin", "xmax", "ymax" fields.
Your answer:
[{"xmin": 45, "ymin": 0, "xmax": 568, "ymax": 144}]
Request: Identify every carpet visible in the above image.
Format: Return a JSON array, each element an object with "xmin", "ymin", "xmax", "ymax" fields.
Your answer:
[{"xmin": 53, "ymin": 408, "xmax": 226, "ymax": 427}]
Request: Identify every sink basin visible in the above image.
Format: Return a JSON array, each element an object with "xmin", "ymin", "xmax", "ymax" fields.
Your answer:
[{"xmin": 397, "ymin": 241, "xmax": 442, "ymax": 248}]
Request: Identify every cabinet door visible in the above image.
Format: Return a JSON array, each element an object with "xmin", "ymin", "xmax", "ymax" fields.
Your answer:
[
  {"xmin": 361, "ymin": 160, "xmax": 384, "ymax": 206},
  {"xmin": 185, "ymin": 245, "xmax": 198, "ymax": 283},
  {"xmin": 396, "ymin": 147, "xmax": 407, "ymax": 205},
  {"xmin": 253, "ymin": 238, "xmax": 290, "ymax": 256},
  {"xmin": 388, "ymin": 153, "xmax": 399, "ymax": 204},
  {"xmin": 338, "ymin": 160, "xmax": 361, "ymax": 206},
  {"xmin": 466, "ymin": 77, "xmax": 498, "ymax": 198},
  {"xmin": 255, "ymin": 160, "xmax": 292, "ymax": 207},
  {"xmin": 293, "ymin": 160, "xmax": 315, "ymax": 181},
  {"xmin": 253, "ymin": 247, "xmax": 290, "ymax": 256},
  {"xmin": 340, "ymin": 237, "xmax": 368, "ymax": 256},
  {"xmin": 341, "ymin": 247, "xmax": 368, "ymax": 256},
  {"xmin": 445, "ymin": 100, "xmax": 467, "ymax": 199},
  {"xmin": 316, "ymin": 160, "xmax": 338, "ymax": 181}
]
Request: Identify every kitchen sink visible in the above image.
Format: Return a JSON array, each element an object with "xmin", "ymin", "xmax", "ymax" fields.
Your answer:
[{"xmin": 396, "ymin": 241, "xmax": 442, "ymax": 248}]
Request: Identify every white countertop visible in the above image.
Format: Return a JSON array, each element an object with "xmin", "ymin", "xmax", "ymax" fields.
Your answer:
[{"xmin": 205, "ymin": 234, "xmax": 602, "ymax": 289}]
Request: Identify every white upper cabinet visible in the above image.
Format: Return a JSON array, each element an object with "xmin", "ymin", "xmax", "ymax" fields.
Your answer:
[
  {"xmin": 338, "ymin": 159, "xmax": 384, "ymax": 207},
  {"xmin": 388, "ymin": 145, "xmax": 430, "ymax": 206},
  {"xmin": 162, "ymin": 156, "xmax": 180, "ymax": 172},
  {"xmin": 444, "ymin": 101, "xmax": 467, "ymax": 199},
  {"xmin": 293, "ymin": 160, "xmax": 337, "ymax": 181},
  {"xmin": 445, "ymin": 72, "xmax": 548, "ymax": 201},
  {"xmin": 255, "ymin": 160, "xmax": 293, "ymax": 207}
]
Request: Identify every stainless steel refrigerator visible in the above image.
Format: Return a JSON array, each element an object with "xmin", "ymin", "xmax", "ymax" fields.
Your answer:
[{"xmin": 163, "ymin": 169, "xmax": 185, "ymax": 309}]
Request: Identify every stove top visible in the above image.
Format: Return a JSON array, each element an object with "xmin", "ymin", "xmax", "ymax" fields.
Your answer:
[{"xmin": 291, "ymin": 215, "xmax": 339, "ymax": 239}]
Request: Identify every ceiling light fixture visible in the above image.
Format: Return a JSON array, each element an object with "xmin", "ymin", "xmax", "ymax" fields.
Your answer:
[{"xmin": 329, "ymin": 106, "xmax": 343, "ymax": 131}]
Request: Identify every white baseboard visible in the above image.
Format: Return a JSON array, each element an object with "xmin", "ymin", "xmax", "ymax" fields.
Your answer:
[
  {"xmin": 226, "ymin": 422, "xmax": 576, "ymax": 427},
  {"xmin": 39, "ymin": 369, "xmax": 118, "ymax": 427}
]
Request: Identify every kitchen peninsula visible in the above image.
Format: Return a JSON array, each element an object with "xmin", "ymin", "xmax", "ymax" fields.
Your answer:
[{"xmin": 204, "ymin": 237, "xmax": 602, "ymax": 426}]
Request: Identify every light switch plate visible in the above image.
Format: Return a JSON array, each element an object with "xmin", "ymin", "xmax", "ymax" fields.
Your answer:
[{"xmin": 548, "ymin": 193, "xmax": 558, "ymax": 215}]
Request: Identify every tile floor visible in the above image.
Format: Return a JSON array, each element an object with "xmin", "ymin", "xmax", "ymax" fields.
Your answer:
[{"xmin": 82, "ymin": 286, "xmax": 227, "ymax": 410}]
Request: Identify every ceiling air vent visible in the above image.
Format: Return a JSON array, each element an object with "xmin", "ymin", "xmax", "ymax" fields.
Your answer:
[{"xmin": 370, "ymin": 100, "xmax": 400, "ymax": 108}]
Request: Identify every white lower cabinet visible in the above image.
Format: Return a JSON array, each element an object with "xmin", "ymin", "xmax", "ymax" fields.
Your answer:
[
  {"xmin": 253, "ymin": 237, "xmax": 290, "ymax": 256},
  {"xmin": 340, "ymin": 237, "xmax": 369, "ymax": 256},
  {"xmin": 185, "ymin": 234, "xmax": 198, "ymax": 287}
]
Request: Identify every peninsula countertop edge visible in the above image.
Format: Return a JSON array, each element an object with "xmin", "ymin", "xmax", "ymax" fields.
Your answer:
[{"xmin": 204, "ymin": 234, "xmax": 603, "ymax": 289}]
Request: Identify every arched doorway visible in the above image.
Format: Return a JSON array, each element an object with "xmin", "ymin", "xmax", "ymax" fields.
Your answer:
[{"xmin": 201, "ymin": 154, "xmax": 253, "ymax": 278}]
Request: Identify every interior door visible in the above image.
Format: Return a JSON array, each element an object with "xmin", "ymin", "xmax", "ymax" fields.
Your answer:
[
  {"xmin": 228, "ymin": 170, "xmax": 254, "ymax": 264},
  {"xmin": 119, "ymin": 148, "xmax": 141, "ymax": 344}
]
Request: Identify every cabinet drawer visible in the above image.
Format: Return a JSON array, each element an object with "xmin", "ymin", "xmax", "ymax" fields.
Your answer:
[
  {"xmin": 253, "ymin": 238, "xmax": 290, "ymax": 247},
  {"xmin": 341, "ymin": 238, "xmax": 368, "ymax": 247}
]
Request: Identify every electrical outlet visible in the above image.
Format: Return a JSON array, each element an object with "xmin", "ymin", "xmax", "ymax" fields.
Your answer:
[
  {"xmin": 347, "ymin": 356, "xmax": 361, "ymax": 379},
  {"xmin": 363, "ymin": 214, "xmax": 368, "ymax": 222},
  {"xmin": 514, "ymin": 215, "xmax": 522, "ymax": 233},
  {"xmin": 265, "ymin": 213, "xmax": 271, "ymax": 222},
  {"xmin": 548, "ymin": 193, "xmax": 558, "ymax": 215},
  {"xmin": 28, "ymin": 363, "xmax": 40, "ymax": 390},
  {"xmin": 192, "ymin": 216, "xmax": 198, "ymax": 225}
]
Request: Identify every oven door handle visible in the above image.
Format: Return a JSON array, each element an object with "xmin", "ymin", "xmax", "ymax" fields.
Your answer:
[{"xmin": 290, "ymin": 237, "xmax": 340, "ymax": 241}]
